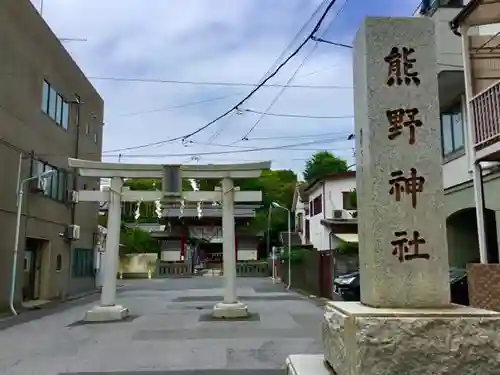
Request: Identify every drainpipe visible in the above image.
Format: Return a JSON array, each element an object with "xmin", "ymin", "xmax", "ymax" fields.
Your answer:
[
  {"xmin": 67, "ymin": 97, "xmax": 82, "ymax": 296},
  {"xmin": 461, "ymin": 25, "xmax": 488, "ymax": 263},
  {"xmin": 9, "ymin": 152, "xmax": 23, "ymax": 315},
  {"xmin": 322, "ymin": 182, "xmax": 326, "ymax": 250}
]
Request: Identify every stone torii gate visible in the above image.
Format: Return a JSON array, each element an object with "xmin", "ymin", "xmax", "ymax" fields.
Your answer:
[{"xmin": 69, "ymin": 158, "xmax": 270, "ymax": 322}]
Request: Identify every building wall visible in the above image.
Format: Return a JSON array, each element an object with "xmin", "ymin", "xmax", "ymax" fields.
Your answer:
[
  {"xmin": 293, "ymin": 197, "xmax": 307, "ymax": 244},
  {"xmin": 434, "ymin": 8, "xmax": 464, "ymax": 73},
  {"xmin": 307, "ymin": 177, "xmax": 356, "ymax": 251},
  {"xmin": 0, "ymin": 0, "xmax": 103, "ymax": 309},
  {"xmin": 444, "ymin": 171, "xmax": 500, "ymax": 267}
]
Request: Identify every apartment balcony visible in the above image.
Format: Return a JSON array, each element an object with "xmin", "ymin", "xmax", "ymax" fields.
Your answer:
[
  {"xmin": 468, "ymin": 34, "xmax": 500, "ymax": 161},
  {"xmin": 470, "ymin": 80, "xmax": 500, "ymax": 160},
  {"xmin": 449, "ymin": 0, "xmax": 500, "ymax": 161}
]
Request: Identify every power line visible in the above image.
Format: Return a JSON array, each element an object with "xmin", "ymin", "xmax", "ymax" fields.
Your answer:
[
  {"xmin": 104, "ymin": 138, "xmax": 348, "ymax": 158},
  {"xmin": 188, "ymin": 135, "xmax": 351, "ymax": 149},
  {"xmin": 118, "ymin": 93, "xmax": 243, "ymax": 117},
  {"xmin": 243, "ymin": 108, "xmax": 353, "ymax": 119},
  {"xmin": 207, "ymin": 0, "xmax": 333, "ymax": 146},
  {"xmin": 101, "ymin": 0, "xmax": 339, "ymax": 154},
  {"xmin": 200, "ymin": 1, "xmax": 324, "ymax": 148},
  {"xmin": 201, "ymin": 131, "xmax": 352, "ymax": 142},
  {"xmin": 236, "ymin": 0, "xmax": 350, "ymax": 142},
  {"xmin": 114, "ymin": 63, "xmax": 344, "ymax": 119},
  {"xmin": 87, "ymin": 75, "xmax": 348, "ymax": 89},
  {"xmin": 311, "ymin": 36, "xmax": 352, "ymax": 48}
]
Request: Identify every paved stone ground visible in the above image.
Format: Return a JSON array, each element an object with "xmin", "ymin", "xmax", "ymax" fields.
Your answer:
[{"xmin": 0, "ymin": 277, "xmax": 324, "ymax": 375}]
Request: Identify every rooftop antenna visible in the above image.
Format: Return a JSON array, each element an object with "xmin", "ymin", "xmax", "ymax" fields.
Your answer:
[
  {"xmin": 39, "ymin": 1, "xmax": 88, "ymax": 43},
  {"xmin": 59, "ymin": 38, "xmax": 88, "ymax": 43}
]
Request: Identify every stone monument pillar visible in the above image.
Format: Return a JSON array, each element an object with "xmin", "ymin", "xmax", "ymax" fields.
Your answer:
[{"xmin": 286, "ymin": 17, "xmax": 500, "ymax": 375}]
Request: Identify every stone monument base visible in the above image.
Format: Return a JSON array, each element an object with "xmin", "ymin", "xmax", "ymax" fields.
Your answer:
[
  {"xmin": 212, "ymin": 301, "xmax": 248, "ymax": 318},
  {"xmin": 321, "ymin": 301, "xmax": 500, "ymax": 375},
  {"xmin": 84, "ymin": 305, "xmax": 129, "ymax": 322}
]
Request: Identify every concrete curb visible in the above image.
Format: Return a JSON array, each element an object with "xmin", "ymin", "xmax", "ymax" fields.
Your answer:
[{"xmin": 0, "ymin": 286, "xmax": 128, "ymax": 331}]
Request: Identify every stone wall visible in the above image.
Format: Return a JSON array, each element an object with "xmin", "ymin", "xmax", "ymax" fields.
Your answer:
[
  {"xmin": 119, "ymin": 253, "xmax": 158, "ymax": 278},
  {"xmin": 467, "ymin": 263, "xmax": 500, "ymax": 311}
]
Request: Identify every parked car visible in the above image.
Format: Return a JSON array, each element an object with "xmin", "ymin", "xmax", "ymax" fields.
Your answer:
[{"xmin": 333, "ymin": 267, "xmax": 469, "ymax": 305}]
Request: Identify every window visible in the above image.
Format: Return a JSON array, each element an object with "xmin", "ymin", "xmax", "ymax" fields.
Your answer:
[
  {"xmin": 55, "ymin": 94, "xmax": 63, "ymax": 125},
  {"xmin": 56, "ymin": 254, "xmax": 62, "ymax": 271},
  {"xmin": 61, "ymin": 101, "xmax": 69, "ymax": 130},
  {"xmin": 93, "ymin": 132, "xmax": 98, "ymax": 144},
  {"xmin": 441, "ymin": 102, "xmax": 465, "ymax": 158},
  {"xmin": 41, "ymin": 80, "xmax": 69, "ymax": 130},
  {"xmin": 85, "ymin": 123, "xmax": 90, "ymax": 134},
  {"xmin": 72, "ymin": 248, "xmax": 94, "ymax": 277},
  {"xmin": 41, "ymin": 81, "xmax": 49, "ymax": 112},
  {"xmin": 31, "ymin": 159, "xmax": 67, "ymax": 202},
  {"xmin": 48, "ymin": 86, "xmax": 57, "ymax": 119},
  {"xmin": 310, "ymin": 195, "xmax": 322, "ymax": 216},
  {"xmin": 342, "ymin": 191, "xmax": 357, "ymax": 210}
]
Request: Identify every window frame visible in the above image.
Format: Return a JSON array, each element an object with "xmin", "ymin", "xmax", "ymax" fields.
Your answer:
[
  {"xmin": 55, "ymin": 254, "xmax": 62, "ymax": 272},
  {"xmin": 30, "ymin": 158, "xmax": 67, "ymax": 203},
  {"xmin": 342, "ymin": 191, "xmax": 357, "ymax": 210},
  {"xmin": 41, "ymin": 80, "xmax": 70, "ymax": 131},
  {"xmin": 440, "ymin": 101, "xmax": 465, "ymax": 161},
  {"xmin": 41, "ymin": 80, "xmax": 50, "ymax": 113},
  {"xmin": 311, "ymin": 195, "xmax": 322, "ymax": 216}
]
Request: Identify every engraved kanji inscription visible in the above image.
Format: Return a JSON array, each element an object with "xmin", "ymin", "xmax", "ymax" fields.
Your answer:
[
  {"xmin": 391, "ymin": 230, "xmax": 429, "ymax": 263},
  {"xmin": 387, "ymin": 107, "xmax": 423, "ymax": 144},
  {"xmin": 384, "ymin": 47, "xmax": 421, "ymax": 87},
  {"xmin": 389, "ymin": 168, "xmax": 425, "ymax": 209}
]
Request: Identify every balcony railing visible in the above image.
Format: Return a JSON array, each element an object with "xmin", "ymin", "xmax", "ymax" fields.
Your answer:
[{"xmin": 471, "ymin": 80, "xmax": 500, "ymax": 151}]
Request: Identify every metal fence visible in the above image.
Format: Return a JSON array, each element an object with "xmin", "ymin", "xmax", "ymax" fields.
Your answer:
[
  {"xmin": 156, "ymin": 262, "xmax": 192, "ymax": 277},
  {"xmin": 236, "ymin": 262, "xmax": 269, "ymax": 277}
]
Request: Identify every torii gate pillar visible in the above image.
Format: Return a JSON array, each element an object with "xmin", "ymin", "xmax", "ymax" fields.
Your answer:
[{"xmin": 213, "ymin": 177, "xmax": 247, "ymax": 318}]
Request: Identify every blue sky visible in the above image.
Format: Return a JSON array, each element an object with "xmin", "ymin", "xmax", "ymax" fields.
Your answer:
[{"xmin": 34, "ymin": 0, "xmax": 420, "ymax": 177}]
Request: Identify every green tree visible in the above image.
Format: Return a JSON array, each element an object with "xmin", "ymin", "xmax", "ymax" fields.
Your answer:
[
  {"xmin": 237, "ymin": 169, "xmax": 297, "ymax": 243},
  {"xmin": 303, "ymin": 151, "xmax": 348, "ymax": 183},
  {"xmin": 119, "ymin": 227, "xmax": 160, "ymax": 255}
]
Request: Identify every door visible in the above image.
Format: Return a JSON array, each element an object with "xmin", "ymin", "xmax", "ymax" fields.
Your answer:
[{"xmin": 23, "ymin": 238, "xmax": 42, "ymax": 300}]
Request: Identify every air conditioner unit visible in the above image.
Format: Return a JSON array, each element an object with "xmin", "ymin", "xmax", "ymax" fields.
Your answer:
[
  {"xmin": 333, "ymin": 209, "xmax": 344, "ymax": 219},
  {"xmin": 67, "ymin": 190, "xmax": 78, "ymax": 203},
  {"xmin": 66, "ymin": 225, "xmax": 81, "ymax": 240}
]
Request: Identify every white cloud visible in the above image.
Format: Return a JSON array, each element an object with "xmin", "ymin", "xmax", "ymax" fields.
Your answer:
[{"xmin": 34, "ymin": 0, "xmax": 416, "ymax": 177}]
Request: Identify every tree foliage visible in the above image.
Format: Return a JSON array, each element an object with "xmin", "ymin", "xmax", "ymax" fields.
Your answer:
[
  {"xmin": 303, "ymin": 151, "xmax": 348, "ymax": 183},
  {"xmin": 237, "ymin": 169, "xmax": 297, "ymax": 244},
  {"xmin": 119, "ymin": 227, "xmax": 160, "ymax": 255}
]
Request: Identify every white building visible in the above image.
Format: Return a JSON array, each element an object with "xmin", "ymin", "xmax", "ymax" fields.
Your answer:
[
  {"xmin": 292, "ymin": 171, "xmax": 357, "ymax": 251},
  {"xmin": 417, "ymin": 0, "xmax": 500, "ymax": 268}
]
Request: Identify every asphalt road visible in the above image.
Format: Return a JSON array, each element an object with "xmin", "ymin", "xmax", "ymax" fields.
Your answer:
[{"xmin": 0, "ymin": 277, "xmax": 325, "ymax": 375}]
